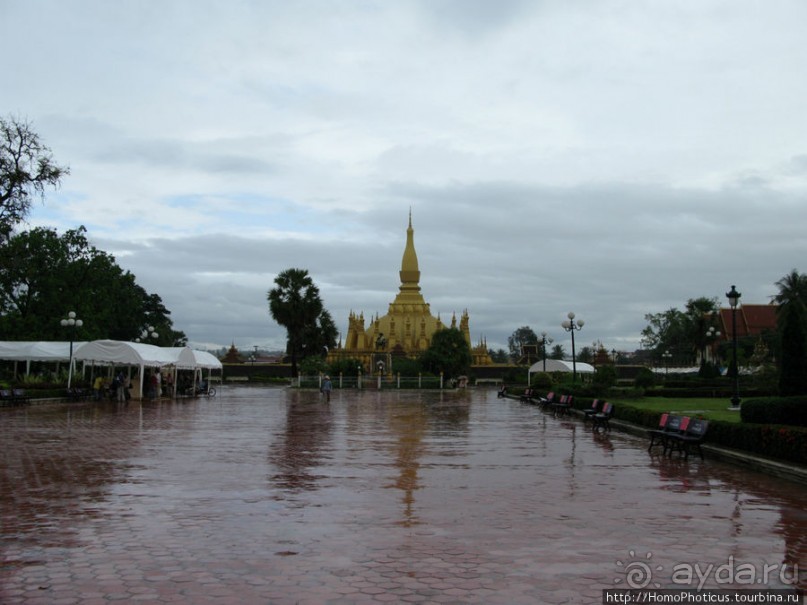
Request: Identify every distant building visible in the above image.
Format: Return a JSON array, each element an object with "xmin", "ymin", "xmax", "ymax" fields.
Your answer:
[
  {"xmin": 717, "ymin": 303, "xmax": 777, "ymax": 339},
  {"xmin": 221, "ymin": 343, "xmax": 244, "ymax": 364},
  {"xmin": 331, "ymin": 212, "xmax": 491, "ymax": 372},
  {"xmin": 702, "ymin": 303, "xmax": 778, "ymax": 365}
]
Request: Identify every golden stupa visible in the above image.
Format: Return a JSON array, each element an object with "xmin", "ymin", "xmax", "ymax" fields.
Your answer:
[{"xmin": 332, "ymin": 212, "xmax": 491, "ymax": 371}]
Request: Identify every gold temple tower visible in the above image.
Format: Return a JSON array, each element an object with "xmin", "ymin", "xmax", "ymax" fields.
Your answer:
[{"xmin": 332, "ymin": 212, "xmax": 491, "ymax": 372}]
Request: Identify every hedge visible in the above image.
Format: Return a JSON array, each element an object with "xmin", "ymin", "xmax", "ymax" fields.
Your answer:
[
  {"xmin": 741, "ymin": 396, "xmax": 807, "ymax": 427},
  {"xmin": 570, "ymin": 396, "xmax": 807, "ymax": 466}
]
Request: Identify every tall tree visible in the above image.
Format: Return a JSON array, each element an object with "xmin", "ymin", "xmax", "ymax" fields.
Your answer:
[
  {"xmin": 301, "ymin": 308, "xmax": 338, "ymax": 360},
  {"xmin": 683, "ymin": 297, "xmax": 720, "ymax": 364},
  {"xmin": 773, "ymin": 269, "xmax": 807, "ymax": 395},
  {"xmin": 507, "ymin": 326, "xmax": 539, "ymax": 361},
  {"xmin": 0, "ymin": 116, "xmax": 68, "ymax": 240},
  {"xmin": 267, "ymin": 268, "xmax": 331, "ymax": 377},
  {"xmin": 641, "ymin": 297, "xmax": 719, "ymax": 365},
  {"xmin": 641, "ymin": 307, "xmax": 688, "ymax": 357},
  {"xmin": 0, "ymin": 226, "xmax": 185, "ymax": 343},
  {"xmin": 488, "ymin": 348, "xmax": 509, "ymax": 363},
  {"xmin": 419, "ymin": 327, "xmax": 471, "ymax": 379},
  {"xmin": 549, "ymin": 344, "xmax": 566, "ymax": 360}
]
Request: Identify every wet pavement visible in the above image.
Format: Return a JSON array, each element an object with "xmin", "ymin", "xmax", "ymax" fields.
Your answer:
[{"xmin": 1, "ymin": 386, "xmax": 805, "ymax": 604}]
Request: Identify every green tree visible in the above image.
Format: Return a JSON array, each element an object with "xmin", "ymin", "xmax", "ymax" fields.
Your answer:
[
  {"xmin": 329, "ymin": 356, "xmax": 365, "ymax": 377},
  {"xmin": 593, "ymin": 364, "xmax": 617, "ymax": 391},
  {"xmin": 683, "ymin": 296, "xmax": 720, "ymax": 366},
  {"xmin": 268, "ymin": 268, "xmax": 334, "ymax": 377},
  {"xmin": 773, "ymin": 269, "xmax": 807, "ymax": 395},
  {"xmin": 0, "ymin": 226, "xmax": 184, "ymax": 343},
  {"xmin": 507, "ymin": 326, "xmax": 538, "ymax": 362},
  {"xmin": 301, "ymin": 308, "xmax": 338, "ymax": 361},
  {"xmin": 391, "ymin": 356, "xmax": 423, "ymax": 376},
  {"xmin": 641, "ymin": 307, "xmax": 688, "ymax": 358},
  {"xmin": 641, "ymin": 297, "xmax": 719, "ymax": 365},
  {"xmin": 549, "ymin": 344, "xmax": 566, "ymax": 360},
  {"xmin": 1, "ymin": 116, "xmax": 68, "ymax": 240},
  {"xmin": 488, "ymin": 348, "xmax": 509, "ymax": 363},
  {"xmin": 419, "ymin": 328, "xmax": 471, "ymax": 380},
  {"xmin": 577, "ymin": 346, "xmax": 594, "ymax": 364}
]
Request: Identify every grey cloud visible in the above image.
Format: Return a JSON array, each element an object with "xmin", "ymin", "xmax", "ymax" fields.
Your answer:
[{"xmin": 92, "ymin": 137, "xmax": 276, "ymax": 175}]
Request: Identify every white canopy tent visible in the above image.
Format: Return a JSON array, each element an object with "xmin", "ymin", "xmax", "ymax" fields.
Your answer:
[
  {"xmin": 74, "ymin": 340, "xmax": 177, "ymax": 399},
  {"xmin": 1, "ymin": 340, "xmax": 223, "ymax": 399},
  {"xmin": 0, "ymin": 340, "xmax": 89, "ymax": 376},
  {"xmin": 527, "ymin": 359, "xmax": 596, "ymax": 384},
  {"xmin": 164, "ymin": 347, "xmax": 223, "ymax": 395}
]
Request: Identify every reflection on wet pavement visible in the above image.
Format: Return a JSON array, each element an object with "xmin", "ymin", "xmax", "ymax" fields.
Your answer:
[{"xmin": 1, "ymin": 386, "xmax": 804, "ymax": 603}]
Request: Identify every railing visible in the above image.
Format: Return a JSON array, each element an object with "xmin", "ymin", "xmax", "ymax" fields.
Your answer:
[{"xmin": 297, "ymin": 373, "xmax": 446, "ymax": 390}]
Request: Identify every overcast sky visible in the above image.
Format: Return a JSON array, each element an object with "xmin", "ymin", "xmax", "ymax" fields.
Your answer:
[{"xmin": 3, "ymin": 0, "xmax": 806, "ymax": 355}]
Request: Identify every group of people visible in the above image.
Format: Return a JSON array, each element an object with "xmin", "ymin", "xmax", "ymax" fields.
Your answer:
[
  {"xmin": 93, "ymin": 371, "xmax": 131, "ymax": 402},
  {"xmin": 89, "ymin": 369, "xmax": 212, "ymax": 401}
]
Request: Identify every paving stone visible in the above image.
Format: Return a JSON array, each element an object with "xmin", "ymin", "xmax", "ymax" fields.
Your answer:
[{"xmin": 2, "ymin": 387, "xmax": 805, "ymax": 604}]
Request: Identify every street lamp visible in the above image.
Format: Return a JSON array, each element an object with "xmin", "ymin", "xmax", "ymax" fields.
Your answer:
[
  {"xmin": 561, "ymin": 312, "xmax": 585, "ymax": 383},
  {"xmin": 726, "ymin": 285, "xmax": 741, "ymax": 408},
  {"xmin": 704, "ymin": 326, "xmax": 721, "ymax": 366},
  {"xmin": 540, "ymin": 331, "xmax": 553, "ymax": 372},
  {"xmin": 136, "ymin": 325, "xmax": 159, "ymax": 343},
  {"xmin": 60, "ymin": 311, "xmax": 83, "ymax": 388},
  {"xmin": 662, "ymin": 349, "xmax": 672, "ymax": 376}
]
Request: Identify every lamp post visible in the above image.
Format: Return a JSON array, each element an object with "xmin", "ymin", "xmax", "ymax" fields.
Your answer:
[
  {"xmin": 561, "ymin": 312, "xmax": 584, "ymax": 382},
  {"xmin": 704, "ymin": 326, "xmax": 721, "ymax": 367},
  {"xmin": 60, "ymin": 311, "xmax": 83, "ymax": 388},
  {"xmin": 540, "ymin": 331, "xmax": 553, "ymax": 372},
  {"xmin": 662, "ymin": 349, "xmax": 672, "ymax": 376},
  {"xmin": 726, "ymin": 285, "xmax": 741, "ymax": 408},
  {"xmin": 136, "ymin": 325, "xmax": 159, "ymax": 343}
]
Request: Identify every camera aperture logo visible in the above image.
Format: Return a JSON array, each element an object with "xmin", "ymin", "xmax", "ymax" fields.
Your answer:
[
  {"xmin": 615, "ymin": 550, "xmax": 664, "ymax": 588},
  {"xmin": 614, "ymin": 551, "xmax": 800, "ymax": 590}
]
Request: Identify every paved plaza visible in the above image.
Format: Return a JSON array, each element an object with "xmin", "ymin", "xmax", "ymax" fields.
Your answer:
[{"xmin": 1, "ymin": 386, "xmax": 805, "ymax": 604}]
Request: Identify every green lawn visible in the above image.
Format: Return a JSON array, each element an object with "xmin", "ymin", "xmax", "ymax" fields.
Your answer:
[{"xmin": 608, "ymin": 397, "xmax": 743, "ymax": 423}]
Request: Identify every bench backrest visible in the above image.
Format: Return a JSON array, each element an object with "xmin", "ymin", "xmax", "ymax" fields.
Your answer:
[
  {"xmin": 545, "ymin": 391, "xmax": 555, "ymax": 402},
  {"xmin": 601, "ymin": 402, "xmax": 613, "ymax": 416},
  {"xmin": 686, "ymin": 419, "xmax": 709, "ymax": 438},
  {"xmin": 657, "ymin": 413, "xmax": 669, "ymax": 429},
  {"xmin": 678, "ymin": 417, "xmax": 691, "ymax": 432},
  {"xmin": 590, "ymin": 399, "xmax": 600, "ymax": 410},
  {"xmin": 664, "ymin": 415, "xmax": 682, "ymax": 432}
]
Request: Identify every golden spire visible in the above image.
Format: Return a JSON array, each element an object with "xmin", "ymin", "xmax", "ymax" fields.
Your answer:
[{"xmin": 399, "ymin": 209, "xmax": 420, "ymax": 291}]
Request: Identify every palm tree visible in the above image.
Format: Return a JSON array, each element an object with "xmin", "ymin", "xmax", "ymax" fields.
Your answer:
[
  {"xmin": 267, "ymin": 268, "xmax": 324, "ymax": 377},
  {"xmin": 772, "ymin": 269, "xmax": 807, "ymax": 395},
  {"xmin": 772, "ymin": 269, "xmax": 807, "ymax": 308}
]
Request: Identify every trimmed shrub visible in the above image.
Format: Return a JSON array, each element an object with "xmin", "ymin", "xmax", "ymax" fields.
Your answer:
[
  {"xmin": 741, "ymin": 396, "xmax": 807, "ymax": 427},
  {"xmin": 634, "ymin": 367, "xmax": 656, "ymax": 389},
  {"xmin": 705, "ymin": 421, "xmax": 807, "ymax": 465},
  {"xmin": 530, "ymin": 372, "xmax": 553, "ymax": 390},
  {"xmin": 612, "ymin": 400, "xmax": 807, "ymax": 465},
  {"xmin": 594, "ymin": 365, "xmax": 617, "ymax": 390}
]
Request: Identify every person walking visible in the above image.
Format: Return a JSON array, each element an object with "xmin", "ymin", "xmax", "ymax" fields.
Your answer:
[
  {"xmin": 321, "ymin": 375, "xmax": 333, "ymax": 402},
  {"xmin": 116, "ymin": 371, "xmax": 126, "ymax": 403}
]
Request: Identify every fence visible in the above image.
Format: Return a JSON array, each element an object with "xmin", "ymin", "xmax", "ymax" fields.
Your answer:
[{"xmin": 297, "ymin": 373, "xmax": 447, "ymax": 390}]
